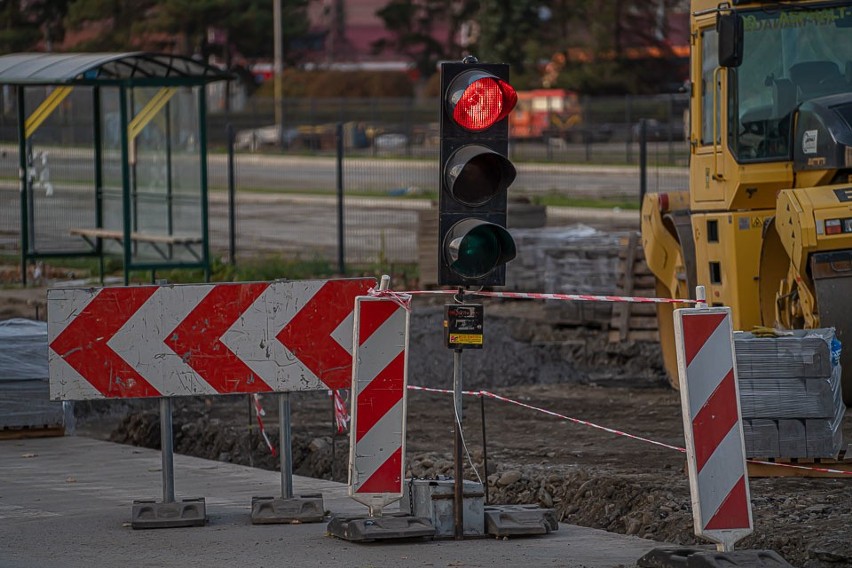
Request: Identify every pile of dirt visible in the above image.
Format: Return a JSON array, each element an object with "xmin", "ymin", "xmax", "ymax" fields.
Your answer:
[{"xmin": 407, "ymin": 300, "xmax": 668, "ymax": 389}]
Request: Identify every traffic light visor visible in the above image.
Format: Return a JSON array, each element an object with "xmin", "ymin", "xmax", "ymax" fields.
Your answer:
[
  {"xmin": 447, "ymin": 71, "xmax": 517, "ymax": 132},
  {"xmin": 444, "ymin": 219, "xmax": 517, "ymax": 279},
  {"xmin": 445, "ymin": 145, "xmax": 517, "ymax": 207}
]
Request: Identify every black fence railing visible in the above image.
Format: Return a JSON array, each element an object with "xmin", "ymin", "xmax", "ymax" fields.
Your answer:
[{"xmin": 1, "ymin": 93, "xmax": 689, "ymax": 277}]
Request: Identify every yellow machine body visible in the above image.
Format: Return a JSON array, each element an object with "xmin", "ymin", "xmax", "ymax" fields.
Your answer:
[{"xmin": 641, "ymin": 0, "xmax": 852, "ymax": 398}]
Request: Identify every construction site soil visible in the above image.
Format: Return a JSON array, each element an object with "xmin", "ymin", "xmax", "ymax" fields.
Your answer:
[{"xmin": 3, "ymin": 288, "xmax": 852, "ymax": 567}]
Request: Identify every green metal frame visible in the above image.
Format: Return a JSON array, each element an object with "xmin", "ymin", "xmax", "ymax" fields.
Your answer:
[{"xmin": 2, "ymin": 52, "xmax": 231, "ymax": 286}]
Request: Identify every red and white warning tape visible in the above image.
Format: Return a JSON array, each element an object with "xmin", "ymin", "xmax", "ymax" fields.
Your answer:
[
  {"xmin": 399, "ymin": 289, "xmax": 698, "ymax": 305},
  {"xmin": 368, "ymin": 287, "xmax": 413, "ymax": 311},
  {"xmin": 252, "ymin": 394, "xmax": 277, "ymax": 457},
  {"xmin": 407, "ymin": 385, "xmax": 684, "ymax": 453},
  {"xmin": 407, "ymin": 385, "xmax": 852, "ymax": 476},
  {"xmin": 332, "ymin": 389, "xmax": 350, "ymax": 434}
]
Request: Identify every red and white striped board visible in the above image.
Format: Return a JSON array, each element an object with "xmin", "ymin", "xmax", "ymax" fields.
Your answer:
[
  {"xmin": 348, "ymin": 296, "xmax": 409, "ymax": 509},
  {"xmin": 47, "ymin": 278, "xmax": 374, "ymax": 400},
  {"xmin": 674, "ymin": 305, "xmax": 753, "ymax": 551}
]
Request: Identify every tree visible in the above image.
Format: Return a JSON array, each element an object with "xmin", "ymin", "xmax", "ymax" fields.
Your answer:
[
  {"xmin": 61, "ymin": 0, "xmax": 310, "ymax": 64},
  {"xmin": 227, "ymin": 0, "xmax": 310, "ymax": 63},
  {"xmin": 473, "ymin": 0, "xmax": 539, "ymax": 75},
  {"xmin": 64, "ymin": 0, "xmax": 157, "ymax": 51},
  {"xmin": 532, "ymin": 0, "xmax": 690, "ymax": 94},
  {"xmin": 0, "ymin": 1, "xmax": 40, "ymax": 53},
  {"xmin": 139, "ymin": 0, "xmax": 230, "ymax": 55},
  {"xmin": 373, "ymin": 0, "xmax": 478, "ymax": 80},
  {"xmin": 27, "ymin": 0, "xmax": 72, "ymax": 50},
  {"xmin": 0, "ymin": 0, "xmax": 72, "ymax": 53},
  {"xmin": 372, "ymin": 0, "xmax": 446, "ymax": 79},
  {"xmin": 140, "ymin": 0, "xmax": 310, "ymax": 61}
]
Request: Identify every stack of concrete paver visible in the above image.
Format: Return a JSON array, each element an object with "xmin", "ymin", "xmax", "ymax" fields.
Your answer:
[
  {"xmin": 505, "ymin": 226, "xmax": 624, "ymax": 326},
  {"xmin": 0, "ymin": 318, "xmax": 66, "ymax": 432},
  {"xmin": 734, "ymin": 328, "xmax": 844, "ymax": 459}
]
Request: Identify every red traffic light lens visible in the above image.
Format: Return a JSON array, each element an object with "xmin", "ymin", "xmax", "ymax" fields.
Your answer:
[{"xmin": 450, "ymin": 74, "xmax": 517, "ymax": 132}]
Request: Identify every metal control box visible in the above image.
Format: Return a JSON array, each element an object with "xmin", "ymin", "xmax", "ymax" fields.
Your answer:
[{"xmin": 400, "ymin": 479, "xmax": 485, "ymax": 538}]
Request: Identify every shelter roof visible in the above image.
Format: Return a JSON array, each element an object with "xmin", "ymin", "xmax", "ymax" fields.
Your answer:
[{"xmin": 0, "ymin": 52, "xmax": 231, "ymax": 86}]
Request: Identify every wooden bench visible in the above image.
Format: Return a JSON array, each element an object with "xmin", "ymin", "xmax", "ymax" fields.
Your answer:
[{"xmin": 70, "ymin": 228, "xmax": 203, "ymax": 262}]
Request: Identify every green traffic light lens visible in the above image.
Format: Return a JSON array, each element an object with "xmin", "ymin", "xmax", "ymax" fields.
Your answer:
[{"xmin": 451, "ymin": 226, "xmax": 502, "ymax": 278}]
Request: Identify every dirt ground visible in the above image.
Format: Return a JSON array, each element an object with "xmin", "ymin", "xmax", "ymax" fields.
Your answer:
[{"xmin": 3, "ymin": 282, "xmax": 852, "ymax": 567}]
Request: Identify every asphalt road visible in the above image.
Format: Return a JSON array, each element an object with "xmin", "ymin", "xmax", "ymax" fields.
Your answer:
[
  {"xmin": 2, "ymin": 145, "xmax": 688, "ymax": 199},
  {"xmin": 2, "ymin": 185, "xmax": 639, "ymax": 267},
  {"xmin": 210, "ymin": 154, "xmax": 666, "ymax": 197},
  {"xmin": 1, "ymin": 147, "xmax": 651, "ymax": 265}
]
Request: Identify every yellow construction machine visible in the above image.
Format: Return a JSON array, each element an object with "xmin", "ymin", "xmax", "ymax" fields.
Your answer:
[{"xmin": 642, "ymin": 0, "xmax": 852, "ymax": 403}]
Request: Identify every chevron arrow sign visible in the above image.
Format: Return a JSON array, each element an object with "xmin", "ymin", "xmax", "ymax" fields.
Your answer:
[{"xmin": 47, "ymin": 278, "xmax": 375, "ymax": 400}]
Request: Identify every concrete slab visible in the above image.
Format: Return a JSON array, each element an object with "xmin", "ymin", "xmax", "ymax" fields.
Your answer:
[{"xmin": 0, "ymin": 437, "xmax": 665, "ymax": 568}]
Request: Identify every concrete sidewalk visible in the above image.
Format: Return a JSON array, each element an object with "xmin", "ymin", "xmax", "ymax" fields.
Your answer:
[{"xmin": 0, "ymin": 437, "xmax": 663, "ymax": 568}]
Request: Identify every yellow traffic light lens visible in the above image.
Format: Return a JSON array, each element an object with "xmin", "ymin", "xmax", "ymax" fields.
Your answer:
[
  {"xmin": 452, "ymin": 77, "xmax": 517, "ymax": 131},
  {"xmin": 447, "ymin": 150, "xmax": 513, "ymax": 206}
]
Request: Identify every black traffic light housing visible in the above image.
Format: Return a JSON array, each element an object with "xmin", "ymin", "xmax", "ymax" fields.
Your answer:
[{"xmin": 438, "ymin": 59, "xmax": 517, "ymax": 287}]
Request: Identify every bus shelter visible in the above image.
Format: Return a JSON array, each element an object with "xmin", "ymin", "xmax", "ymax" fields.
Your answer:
[{"xmin": 0, "ymin": 53, "xmax": 231, "ymax": 284}]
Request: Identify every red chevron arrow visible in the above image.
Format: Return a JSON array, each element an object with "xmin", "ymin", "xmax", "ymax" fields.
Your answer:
[
  {"xmin": 49, "ymin": 287, "xmax": 160, "ymax": 398},
  {"xmin": 277, "ymin": 279, "xmax": 373, "ymax": 390},
  {"xmin": 164, "ymin": 282, "xmax": 272, "ymax": 394}
]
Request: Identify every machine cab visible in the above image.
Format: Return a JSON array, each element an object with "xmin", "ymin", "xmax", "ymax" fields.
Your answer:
[{"xmin": 690, "ymin": 0, "xmax": 852, "ymax": 210}]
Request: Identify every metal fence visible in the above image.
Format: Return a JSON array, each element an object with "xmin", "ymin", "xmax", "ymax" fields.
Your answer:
[
  {"xmin": 209, "ymin": 93, "xmax": 690, "ymax": 165},
  {"xmin": 2, "ymin": 93, "xmax": 689, "ymax": 277}
]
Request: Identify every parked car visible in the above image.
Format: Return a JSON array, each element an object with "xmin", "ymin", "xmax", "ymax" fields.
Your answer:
[{"xmin": 631, "ymin": 119, "xmax": 686, "ymax": 142}]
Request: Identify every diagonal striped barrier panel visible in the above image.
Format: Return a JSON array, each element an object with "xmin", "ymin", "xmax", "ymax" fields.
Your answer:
[
  {"xmin": 48, "ymin": 279, "xmax": 375, "ymax": 399},
  {"xmin": 348, "ymin": 296, "xmax": 410, "ymax": 514},
  {"xmin": 674, "ymin": 303, "xmax": 753, "ymax": 552}
]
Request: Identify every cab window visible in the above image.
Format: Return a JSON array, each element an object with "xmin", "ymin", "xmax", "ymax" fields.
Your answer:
[{"xmin": 700, "ymin": 28, "xmax": 721, "ymax": 146}]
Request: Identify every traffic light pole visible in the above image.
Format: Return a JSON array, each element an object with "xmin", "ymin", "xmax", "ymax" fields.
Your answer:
[
  {"xmin": 438, "ymin": 58, "xmax": 518, "ymax": 539},
  {"xmin": 453, "ymin": 286, "xmax": 465, "ymax": 540}
]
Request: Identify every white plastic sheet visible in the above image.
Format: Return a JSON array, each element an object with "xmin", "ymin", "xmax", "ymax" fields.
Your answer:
[{"xmin": 0, "ymin": 318, "xmax": 48, "ymax": 381}]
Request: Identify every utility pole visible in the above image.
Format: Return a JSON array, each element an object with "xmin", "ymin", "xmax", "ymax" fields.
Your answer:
[{"xmin": 273, "ymin": 0, "xmax": 284, "ymax": 147}]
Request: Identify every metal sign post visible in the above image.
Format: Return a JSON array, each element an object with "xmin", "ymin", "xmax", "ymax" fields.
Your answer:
[
  {"xmin": 446, "ymin": 289, "xmax": 484, "ymax": 539},
  {"xmin": 279, "ymin": 392, "xmax": 293, "ymax": 499},
  {"xmin": 130, "ymin": 396, "xmax": 206, "ymax": 528},
  {"xmin": 251, "ymin": 390, "xmax": 325, "ymax": 524},
  {"xmin": 452, "ymin": 345, "xmax": 464, "ymax": 539},
  {"xmin": 160, "ymin": 397, "xmax": 175, "ymax": 504},
  {"xmin": 442, "ymin": 294, "xmax": 556, "ymax": 539}
]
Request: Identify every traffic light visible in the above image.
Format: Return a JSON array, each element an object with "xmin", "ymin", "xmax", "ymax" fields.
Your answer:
[{"xmin": 438, "ymin": 58, "xmax": 518, "ymax": 287}]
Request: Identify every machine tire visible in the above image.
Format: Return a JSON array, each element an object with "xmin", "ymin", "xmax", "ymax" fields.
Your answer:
[
  {"xmin": 655, "ymin": 279, "xmax": 681, "ymax": 390},
  {"xmin": 758, "ymin": 218, "xmax": 788, "ymax": 327}
]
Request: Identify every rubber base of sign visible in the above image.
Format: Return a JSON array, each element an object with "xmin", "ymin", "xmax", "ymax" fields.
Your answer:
[
  {"xmin": 326, "ymin": 512, "xmax": 436, "ymax": 542},
  {"xmin": 131, "ymin": 497, "xmax": 206, "ymax": 529},
  {"xmin": 250, "ymin": 494, "xmax": 325, "ymax": 524},
  {"xmin": 638, "ymin": 547, "xmax": 793, "ymax": 568},
  {"xmin": 484, "ymin": 504, "xmax": 558, "ymax": 537}
]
